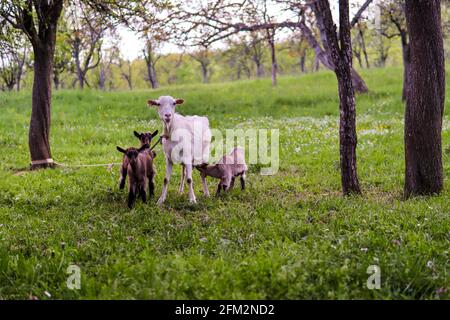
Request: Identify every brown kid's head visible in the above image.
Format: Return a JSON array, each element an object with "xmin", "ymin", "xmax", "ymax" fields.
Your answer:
[
  {"xmin": 134, "ymin": 130, "xmax": 159, "ymax": 145},
  {"xmin": 195, "ymin": 163, "xmax": 209, "ymax": 174}
]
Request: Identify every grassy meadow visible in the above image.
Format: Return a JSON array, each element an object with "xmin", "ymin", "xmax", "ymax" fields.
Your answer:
[{"xmin": 0, "ymin": 67, "xmax": 448, "ymax": 299}]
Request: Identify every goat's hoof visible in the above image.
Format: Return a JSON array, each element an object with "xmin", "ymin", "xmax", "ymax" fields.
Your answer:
[
  {"xmin": 189, "ymin": 198, "xmax": 197, "ymax": 204},
  {"xmin": 157, "ymin": 198, "xmax": 165, "ymax": 206}
]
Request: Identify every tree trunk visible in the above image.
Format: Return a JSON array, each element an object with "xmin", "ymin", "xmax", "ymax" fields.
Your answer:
[
  {"xmin": 126, "ymin": 64, "xmax": 132, "ymax": 90},
  {"xmin": 236, "ymin": 63, "xmax": 242, "ymax": 80},
  {"xmin": 201, "ymin": 62, "xmax": 208, "ymax": 83},
  {"xmin": 29, "ymin": 45, "xmax": 54, "ymax": 168},
  {"xmin": 255, "ymin": 59, "xmax": 264, "ymax": 77},
  {"xmin": 16, "ymin": 47, "xmax": 26, "ymax": 91},
  {"xmin": 319, "ymin": 0, "xmax": 361, "ymax": 195},
  {"xmin": 354, "ymin": 47, "xmax": 363, "ymax": 68},
  {"xmin": 267, "ymin": 30, "xmax": 277, "ymax": 86},
  {"xmin": 300, "ymin": 50, "xmax": 306, "ymax": 73},
  {"xmin": 146, "ymin": 59, "xmax": 158, "ymax": 89},
  {"xmin": 404, "ymin": 0, "xmax": 445, "ymax": 197},
  {"xmin": 376, "ymin": 37, "xmax": 389, "ymax": 67},
  {"xmin": 245, "ymin": 65, "xmax": 251, "ymax": 79},
  {"xmin": 350, "ymin": 69, "xmax": 368, "ymax": 94},
  {"xmin": 53, "ymin": 71, "xmax": 60, "ymax": 90},
  {"xmin": 78, "ymin": 72, "xmax": 85, "ymax": 89},
  {"xmin": 6, "ymin": 78, "xmax": 15, "ymax": 91},
  {"xmin": 16, "ymin": 73, "xmax": 22, "ymax": 91},
  {"xmin": 339, "ymin": 64, "xmax": 361, "ymax": 195},
  {"xmin": 313, "ymin": 53, "xmax": 320, "ymax": 71},
  {"xmin": 98, "ymin": 66, "xmax": 106, "ymax": 90},
  {"xmin": 359, "ymin": 29, "xmax": 370, "ymax": 68},
  {"xmin": 400, "ymin": 32, "xmax": 410, "ymax": 102},
  {"xmin": 73, "ymin": 39, "xmax": 84, "ymax": 90}
]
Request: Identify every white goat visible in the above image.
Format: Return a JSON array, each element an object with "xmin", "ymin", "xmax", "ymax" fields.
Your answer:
[{"xmin": 148, "ymin": 96, "xmax": 211, "ymax": 204}]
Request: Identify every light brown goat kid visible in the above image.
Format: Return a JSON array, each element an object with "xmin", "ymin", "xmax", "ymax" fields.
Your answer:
[{"xmin": 196, "ymin": 147, "xmax": 247, "ymax": 195}]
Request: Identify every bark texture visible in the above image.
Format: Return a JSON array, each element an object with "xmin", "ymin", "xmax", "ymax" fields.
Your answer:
[
  {"xmin": 27, "ymin": 0, "xmax": 64, "ymax": 168},
  {"xmin": 266, "ymin": 28, "xmax": 277, "ymax": 86},
  {"xmin": 400, "ymin": 31, "xmax": 410, "ymax": 101},
  {"xmin": 404, "ymin": 0, "xmax": 445, "ymax": 197},
  {"xmin": 319, "ymin": 0, "xmax": 361, "ymax": 195},
  {"xmin": 143, "ymin": 41, "xmax": 159, "ymax": 89}
]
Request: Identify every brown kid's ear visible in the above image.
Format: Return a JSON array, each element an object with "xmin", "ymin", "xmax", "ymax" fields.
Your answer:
[
  {"xmin": 175, "ymin": 99, "xmax": 184, "ymax": 105},
  {"xmin": 117, "ymin": 146, "xmax": 126, "ymax": 154},
  {"xmin": 151, "ymin": 130, "xmax": 159, "ymax": 137},
  {"xmin": 147, "ymin": 99, "xmax": 159, "ymax": 107},
  {"xmin": 134, "ymin": 131, "xmax": 141, "ymax": 138}
]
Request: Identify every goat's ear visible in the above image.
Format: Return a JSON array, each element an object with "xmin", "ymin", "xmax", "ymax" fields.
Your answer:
[
  {"xmin": 147, "ymin": 99, "xmax": 159, "ymax": 107},
  {"xmin": 133, "ymin": 131, "xmax": 141, "ymax": 138},
  {"xmin": 175, "ymin": 98, "xmax": 184, "ymax": 105},
  {"xmin": 151, "ymin": 130, "xmax": 159, "ymax": 137},
  {"xmin": 117, "ymin": 146, "xmax": 126, "ymax": 154}
]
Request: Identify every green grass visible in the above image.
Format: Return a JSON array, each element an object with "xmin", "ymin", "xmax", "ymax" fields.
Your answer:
[{"xmin": 0, "ymin": 67, "xmax": 448, "ymax": 299}]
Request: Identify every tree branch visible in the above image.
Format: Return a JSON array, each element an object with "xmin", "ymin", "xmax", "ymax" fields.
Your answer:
[{"xmin": 351, "ymin": 0, "xmax": 373, "ymax": 27}]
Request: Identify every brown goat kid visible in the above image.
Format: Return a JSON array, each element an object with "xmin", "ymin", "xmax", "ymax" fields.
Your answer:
[
  {"xmin": 119, "ymin": 130, "xmax": 158, "ymax": 191},
  {"xmin": 117, "ymin": 144, "xmax": 156, "ymax": 208},
  {"xmin": 196, "ymin": 147, "xmax": 247, "ymax": 196}
]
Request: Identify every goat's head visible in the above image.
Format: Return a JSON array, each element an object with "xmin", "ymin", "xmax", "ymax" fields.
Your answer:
[
  {"xmin": 147, "ymin": 96, "xmax": 184, "ymax": 124},
  {"xmin": 195, "ymin": 163, "xmax": 209, "ymax": 175},
  {"xmin": 134, "ymin": 130, "xmax": 158, "ymax": 145},
  {"xmin": 117, "ymin": 144, "xmax": 149, "ymax": 162},
  {"xmin": 195, "ymin": 163, "xmax": 223, "ymax": 179}
]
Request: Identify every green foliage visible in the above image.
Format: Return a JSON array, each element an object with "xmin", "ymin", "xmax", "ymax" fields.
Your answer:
[{"xmin": 0, "ymin": 67, "xmax": 448, "ymax": 299}]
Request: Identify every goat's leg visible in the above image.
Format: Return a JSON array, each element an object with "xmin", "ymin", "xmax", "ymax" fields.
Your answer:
[
  {"xmin": 229, "ymin": 177, "xmax": 235, "ymax": 190},
  {"xmin": 157, "ymin": 160, "xmax": 172, "ymax": 206},
  {"xmin": 185, "ymin": 164, "xmax": 196, "ymax": 203},
  {"xmin": 128, "ymin": 185, "xmax": 136, "ymax": 209},
  {"xmin": 201, "ymin": 173, "xmax": 210, "ymax": 197},
  {"xmin": 119, "ymin": 164, "xmax": 127, "ymax": 190},
  {"xmin": 148, "ymin": 172, "xmax": 155, "ymax": 197},
  {"xmin": 216, "ymin": 182, "xmax": 222, "ymax": 196},
  {"xmin": 240, "ymin": 172, "xmax": 246, "ymax": 190},
  {"xmin": 140, "ymin": 183, "xmax": 147, "ymax": 203},
  {"xmin": 222, "ymin": 173, "xmax": 232, "ymax": 192},
  {"xmin": 178, "ymin": 164, "xmax": 186, "ymax": 194}
]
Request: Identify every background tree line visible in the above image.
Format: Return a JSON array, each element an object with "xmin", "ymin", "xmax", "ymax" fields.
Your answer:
[{"xmin": 1, "ymin": 0, "xmax": 448, "ymax": 92}]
